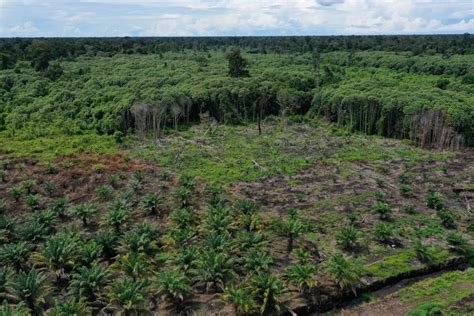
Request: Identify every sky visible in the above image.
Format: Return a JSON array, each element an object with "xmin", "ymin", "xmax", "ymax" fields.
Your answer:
[{"xmin": 0, "ymin": 0, "xmax": 473, "ymax": 37}]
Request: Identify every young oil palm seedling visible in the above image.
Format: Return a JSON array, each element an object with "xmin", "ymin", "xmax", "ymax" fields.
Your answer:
[
  {"xmin": 33, "ymin": 209, "xmax": 58, "ymax": 234},
  {"xmin": 0, "ymin": 215, "xmax": 16, "ymax": 242},
  {"xmin": 170, "ymin": 207, "xmax": 198, "ymax": 229},
  {"xmin": 31, "ymin": 233, "xmax": 78, "ymax": 281},
  {"xmin": 113, "ymin": 253, "xmax": 151, "ymax": 281},
  {"xmin": 154, "ymin": 268, "xmax": 192, "ymax": 304},
  {"xmin": 373, "ymin": 223, "xmax": 394, "ymax": 243},
  {"xmin": 284, "ymin": 262, "xmax": 317, "ymax": 295},
  {"xmin": 426, "ymin": 191, "xmax": 444, "ymax": 210},
  {"xmin": 0, "ymin": 241, "xmax": 31, "ymax": 271},
  {"xmin": 0, "ymin": 266, "xmax": 13, "ymax": 293},
  {"xmin": 173, "ymin": 246, "xmax": 200, "ymax": 275},
  {"xmin": 18, "ymin": 219, "xmax": 48, "ymax": 243},
  {"xmin": 42, "ymin": 181, "xmax": 56, "ymax": 196},
  {"xmin": 102, "ymin": 206, "xmax": 130, "ymax": 235},
  {"xmin": 108, "ymin": 278, "xmax": 150, "ymax": 315},
  {"xmin": 234, "ymin": 199, "xmax": 259, "ymax": 216},
  {"xmin": 335, "ymin": 226, "xmax": 359, "ymax": 250},
  {"xmin": 197, "ymin": 250, "xmax": 236, "ymax": 293},
  {"xmin": 294, "ymin": 249, "xmax": 312, "ymax": 264},
  {"xmin": 414, "ymin": 240, "xmax": 435, "ymax": 264},
  {"xmin": 72, "ymin": 204, "xmax": 98, "ymax": 227},
  {"xmin": 437, "ymin": 209, "xmax": 456, "ymax": 228},
  {"xmin": 252, "ymin": 273, "xmax": 283, "ymax": 315},
  {"xmin": 325, "ymin": 253, "xmax": 364, "ymax": 295},
  {"xmin": 96, "ymin": 185, "xmax": 113, "ymax": 200},
  {"xmin": 7, "ymin": 186, "xmax": 23, "ymax": 202},
  {"xmin": 7, "ymin": 268, "xmax": 51, "ymax": 313},
  {"xmin": 0, "ymin": 170, "xmax": 7, "ymax": 182},
  {"xmin": 179, "ymin": 174, "xmax": 196, "ymax": 191},
  {"xmin": 223, "ymin": 285, "xmax": 256, "ymax": 315},
  {"xmin": 69, "ymin": 263, "xmax": 108, "ymax": 303},
  {"xmin": 277, "ymin": 217, "xmax": 308, "ymax": 252},
  {"xmin": 399, "ymin": 184, "xmax": 414, "ymax": 197},
  {"xmin": 77, "ymin": 240, "xmax": 103, "ymax": 267},
  {"xmin": 0, "ymin": 198, "xmax": 6, "ymax": 213},
  {"xmin": 25, "ymin": 195, "xmax": 40, "ymax": 211},
  {"xmin": 94, "ymin": 231, "xmax": 118, "ymax": 260},
  {"xmin": 50, "ymin": 197, "xmax": 68, "ymax": 217},
  {"xmin": 140, "ymin": 194, "xmax": 164, "ymax": 216},
  {"xmin": 119, "ymin": 224, "xmax": 158, "ymax": 255},
  {"xmin": 20, "ymin": 180, "xmax": 35, "ymax": 194},
  {"xmin": 172, "ymin": 187, "xmax": 192, "ymax": 207},
  {"xmin": 133, "ymin": 171, "xmax": 146, "ymax": 183},
  {"xmin": 373, "ymin": 202, "xmax": 391, "ymax": 220},
  {"xmin": 238, "ymin": 213, "xmax": 262, "ymax": 232},
  {"xmin": 46, "ymin": 297, "xmax": 92, "ymax": 316},
  {"xmin": 202, "ymin": 231, "xmax": 233, "ymax": 253},
  {"xmin": 0, "ymin": 300, "xmax": 30, "ymax": 316},
  {"xmin": 243, "ymin": 249, "xmax": 274, "ymax": 273},
  {"xmin": 204, "ymin": 205, "xmax": 233, "ymax": 234},
  {"xmin": 236, "ymin": 230, "xmax": 266, "ymax": 252}
]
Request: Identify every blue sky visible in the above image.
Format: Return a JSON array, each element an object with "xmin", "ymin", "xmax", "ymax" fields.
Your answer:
[{"xmin": 1, "ymin": 0, "xmax": 473, "ymax": 37}]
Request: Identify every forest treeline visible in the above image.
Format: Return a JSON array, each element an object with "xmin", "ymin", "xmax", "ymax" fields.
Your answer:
[{"xmin": 0, "ymin": 36, "xmax": 473, "ymax": 149}]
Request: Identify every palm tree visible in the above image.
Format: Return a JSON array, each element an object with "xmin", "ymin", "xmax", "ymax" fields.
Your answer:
[
  {"xmin": 102, "ymin": 207, "xmax": 129, "ymax": 235},
  {"xmin": 77, "ymin": 240, "xmax": 103, "ymax": 267},
  {"xmin": 335, "ymin": 225, "xmax": 359, "ymax": 250},
  {"xmin": 119, "ymin": 228, "xmax": 158, "ymax": 255},
  {"xmin": 234, "ymin": 199, "xmax": 259, "ymax": 215},
  {"xmin": 173, "ymin": 246, "xmax": 199, "ymax": 275},
  {"xmin": 197, "ymin": 251, "xmax": 236, "ymax": 293},
  {"xmin": 108, "ymin": 278, "xmax": 150, "ymax": 315},
  {"xmin": 7, "ymin": 268, "xmax": 51, "ymax": 313},
  {"xmin": 140, "ymin": 194, "xmax": 164, "ymax": 215},
  {"xmin": 0, "ymin": 266, "xmax": 13, "ymax": 294},
  {"xmin": 170, "ymin": 207, "xmax": 197, "ymax": 229},
  {"xmin": 0, "ymin": 242, "xmax": 31, "ymax": 271},
  {"xmin": 7, "ymin": 186, "xmax": 24, "ymax": 202},
  {"xmin": 46, "ymin": 297, "xmax": 91, "ymax": 315},
  {"xmin": 50, "ymin": 197, "xmax": 68, "ymax": 217},
  {"xmin": 31, "ymin": 234, "xmax": 78, "ymax": 281},
  {"xmin": 154, "ymin": 268, "xmax": 191, "ymax": 304},
  {"xmin": 72, "ymin": 204, "xmax": 98, "ymax": 227},
  {"xmin": 325, "ymin": 253, "xmax": 364, "ymax": 295},
  {"xmin": 373, "ymin": 202, "xmax": 391, "ymax": 220},
  {"xmin": 284, "ymin": 263, "xmax": 317, "ymax": 295},
  {"xmin": 373, "ymin": 223, "xmax": 394, "ymax": 243},
  {"xmin": 18, "ymin": 220, "xmax": 48, "ymax": 243},
  {"xmin": 0, "ymin": 300, "xmax": 30, "ymax": 316},
  {"xmin": 223, "ymin": 285, "xmax": 256, "ymax": 315},
  {"xmin": 277, "ymin": 218, "xmax": 307, "ymax": 252},
  {"xmin": 414, "ymin": 240, "xmax": 434, "ymax": 264},
  {"xmin": 172, "ymin": 187, "xmax": 192, "ymax": 207},
  {"xmin": 113, "ymin": 253, "xmax": 151, "ymax": 281},
  {"xmin": 69, "ymin": 263, "xmax": 108, "ymax": 303},
  {"xmin": 252, "ymin": 273, "xmax": 282, "ymax": 315},
  {"xmin": 94, "ymin": 231, "xmax": 118, "ymax": 260},
  {"xmin": 243, "ymin": 249, "xmax": 274, "ymax": 273}
]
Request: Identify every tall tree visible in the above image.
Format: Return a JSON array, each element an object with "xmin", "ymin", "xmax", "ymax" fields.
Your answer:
[{"xmin": 225, "ymin": 48, "xmax": 249, "ymax": 77}]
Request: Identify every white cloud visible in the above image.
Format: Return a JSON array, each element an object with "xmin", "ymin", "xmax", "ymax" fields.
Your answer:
[{"xmin": 7, "ymin": 21, "xmax": 39, "ymax": 35}]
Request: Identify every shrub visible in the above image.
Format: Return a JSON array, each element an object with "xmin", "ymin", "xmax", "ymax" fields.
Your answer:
[
  {"xmin": 446, "ymin": 232, "xmax": 466, "ymax": 246},
  {"xmin": 374, "ymin": 191, "xmax": 385, "ymax": 201},
  {"xmin": 426, "ymin": 191, "xmax": 444, "ymax": 210},
  {"xmin": 45, "ymin": 163, "xmax": 58, "ymax": 174},
  {"xmin": 43, "ymin": 181, "xmax": 56, "ymax": 196}
]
